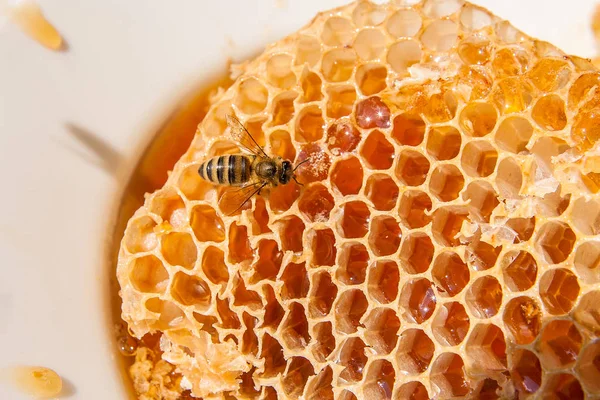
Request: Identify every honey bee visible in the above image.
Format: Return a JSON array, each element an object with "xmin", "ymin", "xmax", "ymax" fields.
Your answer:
[{"xmin": 198, "ymin": 115, "xmax": 306, "ymax": 213}]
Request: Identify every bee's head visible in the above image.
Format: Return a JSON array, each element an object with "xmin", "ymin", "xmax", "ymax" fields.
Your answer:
[{"xmin": 279, "ymin": 160, "xmax": 293, "ymax": 184}]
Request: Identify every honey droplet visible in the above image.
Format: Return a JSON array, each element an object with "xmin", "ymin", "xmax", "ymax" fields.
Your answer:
[
  {"xmin": 10, "ymin": 366, "xmax": 63, "ymax": 398},
  {"xmin": 10, "ymin": 1, "xmax": 64, "ymax": 51},
  {"xmin": 118, "ymin": 334, "xmax": 139, "ymax": 356},
  {"xmin": 356, "ymin": 97, "xmax": 391, "ymax": 129}
]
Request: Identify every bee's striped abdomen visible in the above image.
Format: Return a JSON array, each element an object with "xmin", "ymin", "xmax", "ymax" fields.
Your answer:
[{"xmin": 198, "ymin": 155, "xmax": 252, "ymax": 186}]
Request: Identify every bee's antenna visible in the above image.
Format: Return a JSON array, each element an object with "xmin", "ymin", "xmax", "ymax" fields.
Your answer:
[{"xmin": 293, "ymin": 158, "xmax": 310, "ymax": 172}]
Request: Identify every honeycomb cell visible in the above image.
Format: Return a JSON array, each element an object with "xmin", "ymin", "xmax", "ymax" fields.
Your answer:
[
  {"xmin": 283, "ymin": 357, "xmax": 315, "ymax": 398},
  {"xmin": 387, "ymin": 9, "xmax": 421, "ymax": 38},
  {"xmin": 352, "ymin": 0, "xmax": 386, "ymax": 26},
  {"xmin": 496, "ymin": 157, "xmax": 522, "ymax": 199},
  {"xmin": 338, "ymin": 201, "xmax": 370, "ymax": 239},
  {"xmin": 179, "ymin": 164, "xmax": 216, "ymax": 202},
  {"xmin": 150, "ymin": 191, "xmax": 187, "ymax": 228},
  {"xmin": 365, "ymin": 175, "xmax": 398, "ymax": 211},
  {"xmin": 431, "ymin": 252, "xmax": 470, "ymax": 297},
  {"xmin": 298, "ymin": 184, "xmax": 335, "ymax": 223},
  {"xmin": 171, "ymin": 271, "xmax": 211, "ymax": 308},
  {"xmin": 510, "ymin": 349, "xmax": 542, "ymax": 395},
  {"xmin": 262, "ymin": 285, "xmax": 284, "ymax": 329},
  {"xmin": 574, "ymin": 241, "xmax": 600, "ymax": 284},
  {"xmin": 573, "ymin": 290, "xmax": 600, "ymax": 335},
  {"xmin": 465, "ymin": 240, "xmax": 501, "ymax": 271},
  {"xmin": 356, "ymin": 63, "xmax": 387, "ymax": 96},
  {"xmin": 457, "ymin": 65, "xmax": 493, "ymax": 100},
  {"xmin": 201, "ymin": 246, "xmax": 229, "ymax": 285},
  {"xmin": 461, "ymin": 138, "xmax": 497, "ymax": 177},
  {"xmin": 458, "ymin": 36, "xmax": 491, "ymax": 65},
  {"xmin": 495, "ymin": 116, "xmax": 534, "ymax": 154},
  {"xmin": 539, "ymin": 320, "xmax": 582, "ymax": 369},
  {"xmin": 363, "ymin": 360, "xmax": 395, "ymax": 400},
  {"xmin": 271, "ymin": 91, "xmax": 297, "ymax": 126},
  {"xmin": 251, "ymin": 197, "xmax": 270, "ymax": 235},
  {"xmin": 144, "ymin": 298, "xmax": 185, "ymax": 330},
  {"xmin": 430, "ymin": 353, "xmax": 470, "ymax": 397},
  {"xmin": 426, "ymin": 126, "xmax": 461, "ymax": 161},
  {"xmin": 421, "ymin": 19, "xmax": 458, "ymax": 51},
  {"xmin": 190, "ymin": 205, "xmax": 225, "ymax": 243},
  {"xmin": 266, "ymin": 54, "xmax": 296, "ymax": 89},
  {"xmin": 295, "ymin": 105, "xmax": 325, "ymax": 143},
  {"xmin": 531, "ymin": 95, "xmax": 567, "ymax": 131},
  {"xmin": 398, "ymin": 190, "xmax": 432, "ymax": 229},
  {"xmin": 321, "ymin": 48, "xmax": 356, "ymax": 82},
  {"xmin": 241, "ymin": 312, "xmax": 259, "ymax": 355},
  {"xmin": 364, "ymin": 308, "xmax": 400, "ymax": 355},
  {"xmin": 129, "ymin": 255, "xmax": 169, "ymax": 294},
  {"xmin": 392, "ymin": 113, "xmax": 426, "ymax": 146},
  {"xmin": 321, "ymin": 16, "xmax": 354, "ymax": 47},
  {"xmin": 361, "ymin": 131, "xmax": 395, "ymax": 171},
  {"xmin": 356, "ymin": 97, "xmax": 391, "ymax": 129},
  {"xmin": 431, "ymin": 206, "xmax": 469, "ymax": 246},
  {"xmin": 576, "ymin": 341, "xmax": 600, "ymax": 392},
  {"xmin": 459, "ymin": 102, "xmax": 497, "ymax": 137},
  {"xmin": 337, "ymin": 242, "xmax": 369, "ymax": 285},
  {"xmin": 535, "ymin": 221, "xmax": 576, "ymax": 265},
  {"xmin": 338, "ymin": 338, "xmax": 368, "ymax": 383},
  {"xmin": 369, "ymin": 216, "xmax": 402, "ymax": 257},
  {"xmin": 387, "ymin": 39, "xmax": 422, "ymax": 75},
  {"xmin": 396, "ymin": 329, "xmax": 435, "ymax": 375},
  {"xmin": 296, "ymin": 144, "xmax": 332, "ymax": 183},
  {"xmin": 571, "ymin": 197, "xmax": 600, "ymax": 235},
  {"xmin": 335, "ymin": 289, "xmax": 368, "ymax": 334},
  {"xmin": 529, "ymin": 58, "xmax": 571, "ymax": 92},
  {"xmin": 326, "ymin": 85, "xmax": 356, "ymax": 119},
  {"xmin": 400, "ymin": 278, "xmax": 436, "ymax": 324},
  {"xmin": 429, "ymin": 164, "xmax": 465, "ymax": 202},
  {"xmin": 432, "ymin": 302, "xmax": 470, "ymax": 346},
  {"xmin": 295, "ymin": 35, "xmax": 321, "ymax": 67},
  {"xmin": 424, "ymin": 91, "xmax": 458, "ymax": 123},
  {"xmin": 310, "ymin": 228, "xmax": 336, "ymax": 267},
  {"xmin": 260, "ymin": 333, "xmax": 286, "ymax": 377},
  {"xmin": 234, "ymin": 78, "xmax": 269, "ymax": 114},
  {"xmin": 239, "ymin": 369, "xmax": 260, "ymax": 397},
  {"xmin": 463, "ymin": 181, "xmax": 499, "ymax": 222},
  {"xmin": 232, "ymin": 274, "xmax": 263, "ymax": 310},
  {"xmin": 269, "ymin": 129, "xmax": 296, "ymax": 161},
  {"xmin": 251, "ymin": 239, "xmax": 283, "ymax": 283},
  {"xmin": 397, "ymin": 382, "xmax": 429, "ymax": 400},
  {"xmin": 395, "ymin": 150, "xmax": 430, "ymax": 186},
  {"xmin": 539, "ymin": 268, "xmax": 580, "ymax": 315},
  {"xmin": 228, "ymin": 222, "xmax": 253, "ymax": 264},
  {"xmin": 501, "ymin": 251, "xmax": 537, "ymax": 292},
  {"xmin": 543, "ymin": 374, "xmax": 585, "ymax": 400},
  {"xmin": 400, "ymin": 233, "xmax": 434, "ymax": 274},
  {"xmin": 367, "ymin": 260, "xmax": 400, "ymax": 304},
  {"xmin": 506, "ymin": 217, "xmax": 536, "ymax": 243},
  {"xmin": 305, "ymin": 366, "xmax": 334, "ymax": 400},
  {"xmin": 492, "ymin": 77, "xmax": 535, "ymax": 114},
  {"xmin": 568, "ymin": 72, "xmax": 600, "ymax": 112},
  {"xmin": 309, "ymin": 271, "xmax": 338, "ymax": 318},
  {"xmin": 423, "ymin": 0, "xmax": 463, "ymax": 17},
  {"xmin": 312, "ymin": 322, "xmax": 335, "ymax": 362},
  {"xmin": 275, "ymin": 216, "xmax": 305, "ymax": 253},
  {"xmin": 161, "ymin": 232, "xmax": 197, "ymax": 270},
  {"xmin": 339, "ymin": 390, "xmax": 357, "ymax": 400},
  {"xmin": 492, "ymin": 47, "xmax": 529, "ymax": 77},
  {"xmin": 326, "ymin": 122, "xmax": 361, "ymax": 154},
  {"xmin": 355, "ymin": 28, "xmax": 386, "ymax": 61},
  {"xmin": 330, "ymin": 156, "xmax": 363, "ymax": 196},
  {"xmin": 466, "ymin": 323, "xmax": 507, "ymax": 371},
  {"xmin": 466, "ymin": 276, "xmax": 503, "ymax": 318},
  {"xmin": 571, "ymin": 108, "xmax": 600, "ymax": 150},
  {"xmin": 281, "ymin": 302, "xmax": 310, "ymax": 349},
  {"xmin": 215, "ymin": 296, "xmax": 241, "ymax": 329},
  {"xmin": 299, "ymin": 69, "xmax": 323, "ymax": 103},
  {"xmin": 503, "ymin": 296, "xmax": 541, "ymax": 345},
  {"xmin": 124, "ymin": 216, "xmax": 158, "ymax": 254},
  {"xmin": 280, "ymin": 262, "xmax": 309, "ymax": 300}
]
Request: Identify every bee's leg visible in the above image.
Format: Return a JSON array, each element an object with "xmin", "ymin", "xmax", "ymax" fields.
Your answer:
[{"xmin": 293, "ymin": 176, "xmax": 304, "ymax": 186}]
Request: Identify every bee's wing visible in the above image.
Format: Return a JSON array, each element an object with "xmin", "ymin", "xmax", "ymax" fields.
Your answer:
[
  {"xmin": 226, "ymin": 115, "xmax": 269, "ymax": 158},
  {"xmin": 218, "ymin": 180, "xmax": 269, "ymax": 216}
]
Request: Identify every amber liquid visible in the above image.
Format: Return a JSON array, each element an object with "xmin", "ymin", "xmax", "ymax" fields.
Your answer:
[{"xmin": 106, "ymin": 76, "xmax": 232, "ymax": 397}]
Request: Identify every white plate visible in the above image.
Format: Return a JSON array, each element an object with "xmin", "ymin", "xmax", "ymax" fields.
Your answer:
[{"xmin": 0, "ymin": 0, "xmax": 597, "ymax": 399}]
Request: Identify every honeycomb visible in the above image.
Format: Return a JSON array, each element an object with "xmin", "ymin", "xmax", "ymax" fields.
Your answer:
[{"xmin": 117, "ymin": 1, "xmax": 600, "ymax": 398}]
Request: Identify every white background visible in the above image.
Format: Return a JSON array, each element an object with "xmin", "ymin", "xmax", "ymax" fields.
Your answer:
[{"xmin": 0, "ymin": 0, "xmax": 597, "ymax": 398}]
